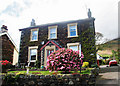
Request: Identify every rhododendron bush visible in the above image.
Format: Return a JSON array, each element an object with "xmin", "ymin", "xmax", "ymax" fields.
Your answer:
[
  {"xmin": 47, "ymin": 48, "xmax": 84, "ymax": 72},
  {"xmin": 0, "ymin": 60, "xmax": 12, "ymax": 71}
]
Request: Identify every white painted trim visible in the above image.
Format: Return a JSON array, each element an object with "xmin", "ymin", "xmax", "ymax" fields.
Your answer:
[
  {"xmin": 28, "ymin": 46, "xmax": 38, "ymax": 62},
  {"xmin": 67, "ymin": 23, "xmax": 78, "ymax": 38},
  {"xmin": 44, "ymin": 45, "xmax": 55, "ymax": 67},
  {"xmin": 0, "ymin": 32, "xmax": 18, "ymax": 52},
  {"xmin": 30, "ymin": 28, "xmax": 39, "ymax": 41},
  {"xmin": 48, "ymin": 25, "xmax": 57, "ymax": 39}
]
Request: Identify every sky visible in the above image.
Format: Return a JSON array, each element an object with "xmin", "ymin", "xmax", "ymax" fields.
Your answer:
[{"xmin": 0, "ymin": 0, "xmax": 119, "ymax": 49}]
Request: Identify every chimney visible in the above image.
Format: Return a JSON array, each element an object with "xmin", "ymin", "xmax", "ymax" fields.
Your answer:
[
  {"xmin": 30, "ymin": 19, "xmax": 36, "ymax": 26},
  {"xmin": 87, "ymin": 8, "xmax": 92, "ymax": 18},
  {"xmin": 0, "ymin": 25, "xmax": 8, "ymax": 33}
]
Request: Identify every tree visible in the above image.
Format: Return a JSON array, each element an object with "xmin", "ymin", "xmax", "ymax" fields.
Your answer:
[
  {"xmin": 95, "ymin": 32, "xmax": 103, "ymax": 45},
  {"xmin": 95, "ymin": 32, "xmax": 110, "ymax": 52},
  {"xmin": 111, "ymin": 50, "xmax": 119, "ymax": 63}
]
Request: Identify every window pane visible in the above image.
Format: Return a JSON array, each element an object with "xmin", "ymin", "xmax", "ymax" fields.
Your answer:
[
  {"xmin": 32, "ymin": 30, "xmax": 38, "ymax": 40},
  {"xmin": 69, "ymin": 25, "xmax": 76, "ymax": 36},
  {"xmin": 31, "ymin": 55, "xmax": 36, "ymax": 60},
  {"xmin": 50, "ymin": 28, "xmax": 56, "ymax": 33},
  {"xmin": 50, "ymin": 33, "xmax": 56, "ymax": 38},
  {"xmin": 69, "ymin": 45, "xmax": 78, "ymax": 51},
  {"xmin": 70, "ymin": 26, "xmax": 76, "ymax": 31},
  {"xmin": 70, "ymin": 31, "xmax": 76, "ymax": 36},
  {"xmin": 32, "ymin": 30, "xmax": 38, "ymax": 35},
  {"xmin": 32, "ymin": 36, "xmax": 37, "ymax": 40},
  {"xmin": 50, "ymin": 28, "xmax": 56, "ymax": 39}
]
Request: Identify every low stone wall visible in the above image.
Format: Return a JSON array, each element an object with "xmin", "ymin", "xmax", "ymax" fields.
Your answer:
[{"xmin": 1, "ymin": 68, "xmax": 99, "ymax": 86}]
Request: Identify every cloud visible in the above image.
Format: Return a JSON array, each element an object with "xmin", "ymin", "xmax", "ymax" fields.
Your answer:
[
  {"xmin": 0, "ymin": 0, "xmax": 32, "ymax": 17},
  {"xmin": 1, "ymin": 2, "xmax": 23, "ymax": 17}
]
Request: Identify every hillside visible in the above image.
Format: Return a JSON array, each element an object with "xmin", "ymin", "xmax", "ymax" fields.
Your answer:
[{"xmin": 97, "ymin": 38, "xmax": 119, "ymax": 57}]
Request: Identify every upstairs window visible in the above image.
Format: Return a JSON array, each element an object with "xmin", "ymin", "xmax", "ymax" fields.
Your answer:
[
  {"xmin": 48, "ymin": 26, "xmax": 57, "ymax": 39},
  {"xmin": 30, "ymin": 29, "xmax": 38, "ymax": 41},
  {"xmin": 67, "ymin": 23, "xmax": 78, "ymax": 37}
]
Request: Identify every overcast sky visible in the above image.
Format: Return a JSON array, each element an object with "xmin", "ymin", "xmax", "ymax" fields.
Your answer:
[{"xmin": 0, "ymin": 0, "xmax": 119, "ymax": 49}]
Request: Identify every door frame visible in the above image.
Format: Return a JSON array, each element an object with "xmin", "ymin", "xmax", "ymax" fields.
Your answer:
[{"xmin": 44, "ymin": 45, "xmax": 56, "ymax": 67}]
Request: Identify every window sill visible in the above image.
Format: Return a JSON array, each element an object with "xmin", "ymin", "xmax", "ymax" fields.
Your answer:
[
  {"xmin": 30, "ymin": 40, "xmax": 38, "ymax": 42},
  {"xmin": 67, "ymin": 35, "xmax": 78, "ymax": 38},
  {"xmin": 27, "ymin": 60, "xmax": 36, "ymax": 62}
]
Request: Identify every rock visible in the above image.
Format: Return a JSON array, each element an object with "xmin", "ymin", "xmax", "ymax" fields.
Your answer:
[
  {"xmin": 28, "ymin": 80, "xmax": 35, "ymax": 85},
  {"xmin": 50, "ymin": 83, "xmax": 56, "ymax": 86},
  {"xmin": 69, "ymin": 80, "xmax": 74, "ymax": 85},
  {"xmin": 37, "ymin": 82, "xmax": 43, "ymax": 86}
]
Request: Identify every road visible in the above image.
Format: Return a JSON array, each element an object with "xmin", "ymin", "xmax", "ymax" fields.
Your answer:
[{"xmin": 96, "ymin": 64, "xmax": 120, "ymax": 86}]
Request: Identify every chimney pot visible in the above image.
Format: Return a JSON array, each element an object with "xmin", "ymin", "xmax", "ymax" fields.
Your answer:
[
  {"xmin": 1, "ymin": 25, "xmax": 8, "ymax": 33},
  {"xmin": 30, "ymin": 19, "xmax": 36, "ymax": 26},
  {"xmin": 88, "ymin": 8, "xmax": 92, "ymax": 18}
]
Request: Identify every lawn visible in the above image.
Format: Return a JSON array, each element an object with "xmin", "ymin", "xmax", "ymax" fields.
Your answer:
[{"xmin": 7, "ymin": 68, "xmax": 92, "ymax": 75}]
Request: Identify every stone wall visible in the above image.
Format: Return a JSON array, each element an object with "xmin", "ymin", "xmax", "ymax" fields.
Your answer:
[
  {"xmin": 1, "ymin": 74, "xmax": 96, "ymax": 86},
  {"xmin": 1, "ymin": 68, "xmax": 99, "ymax": 86}
]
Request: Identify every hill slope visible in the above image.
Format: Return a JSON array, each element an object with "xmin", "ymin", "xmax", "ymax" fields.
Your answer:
[{"xmin": 97, "ymin": 38, "xmax": 119, "ymax": 57}]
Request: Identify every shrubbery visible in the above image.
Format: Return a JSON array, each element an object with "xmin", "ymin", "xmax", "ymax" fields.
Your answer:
[
  {"xmin": 0, "ymin": 60, "xmax": 12, "ymax": 72},
  {"xmin": 47, "ymin": 48, "xmax": 84, "ymax": 72}
]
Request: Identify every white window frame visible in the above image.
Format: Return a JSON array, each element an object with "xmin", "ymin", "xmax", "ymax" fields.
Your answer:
[
  {"xmin": 30, "ymin": 28, "xmax": 39, "ymax": 41},
  {"xmin": 48, "ymin": 26, "xmax": 57, "ymax": 39},
  {"xmin": 67, "ymin": 23, "xmax": 78, "ymax": 38},
  {"xmin": 28, "ymin": 46, "xmax": 38, "ymax": 62}
]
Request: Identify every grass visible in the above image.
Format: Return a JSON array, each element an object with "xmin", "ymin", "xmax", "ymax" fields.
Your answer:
[{"xmin": 7, "ymin": 68, "xmax": 92, "ymax": 75}]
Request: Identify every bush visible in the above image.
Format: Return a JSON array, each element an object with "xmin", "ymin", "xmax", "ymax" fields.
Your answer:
[
  {"xmin": 47, "ymin": 48, "xmax": 84, "ymax": 72},
  {"xmin": 82, "ymin": 62, "xmax": 89, "ymax": 68},
  {"xmin": 0, "ymin": 60, "xmax": 12, "ymax": 72}
]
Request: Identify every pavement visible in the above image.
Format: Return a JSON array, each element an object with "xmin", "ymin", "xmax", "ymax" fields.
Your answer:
[{"xmin": 96, "ymin": 64, "xmax": 120, "ymax": 86}]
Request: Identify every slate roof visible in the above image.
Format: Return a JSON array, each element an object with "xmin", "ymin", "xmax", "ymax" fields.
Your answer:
[{"xmin": 19, "ymin": 17, "xmax": 95, "ymax": 31}]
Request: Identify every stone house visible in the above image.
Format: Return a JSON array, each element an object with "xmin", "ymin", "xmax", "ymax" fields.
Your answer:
[
  {"xmin": 19, "ymin": 16, "xmax": 96, "ymax": 67},
  {"xmin": 0, "ymin": 25, "xmax": 19, "ymax": 65}
]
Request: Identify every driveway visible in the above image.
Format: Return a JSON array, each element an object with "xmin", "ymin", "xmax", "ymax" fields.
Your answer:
[{"xmin": 96, "ymin": 65, "xmax": 120, "ymax": 86}]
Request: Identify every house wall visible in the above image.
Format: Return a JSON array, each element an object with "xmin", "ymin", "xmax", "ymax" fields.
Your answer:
[
  {"xmin": 13, "ymin": 48, "xmax": 19, "ymax": 65},
  {"xmin": 19, "ymin": 18, "xmax": 96, "ymax": 66},
  {"xmin": 1, "ymin": 35, "xmax": 14, "ymax": 63}
]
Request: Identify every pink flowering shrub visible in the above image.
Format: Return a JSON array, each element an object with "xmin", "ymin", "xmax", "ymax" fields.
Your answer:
[{"xmin": 47, "ymin": 48, "xmax": 84, "ymax": 72}]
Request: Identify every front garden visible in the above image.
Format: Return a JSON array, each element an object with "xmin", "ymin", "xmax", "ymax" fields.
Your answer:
[{"xmin": 0, "ymin": 48, "xmax": 99, "ymax": 86}]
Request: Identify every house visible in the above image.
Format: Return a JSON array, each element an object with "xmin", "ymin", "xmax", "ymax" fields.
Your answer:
[
  {"xmin": 19, "ymin": 11, "xmax": 96, "ymax": 68},
  {"xmin": 0, "ymin": 25, "xmax": 19, "ymax": 65}
]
